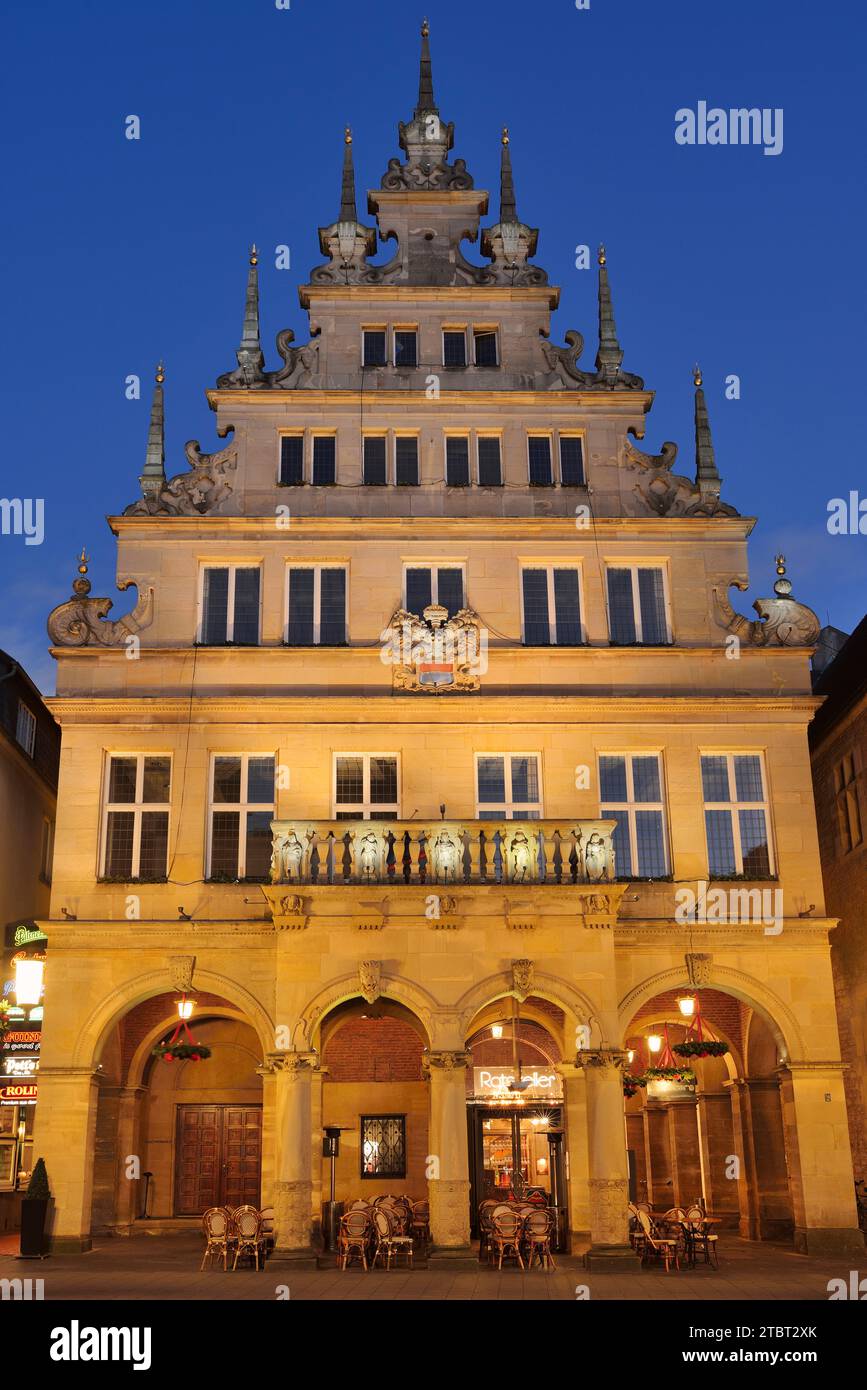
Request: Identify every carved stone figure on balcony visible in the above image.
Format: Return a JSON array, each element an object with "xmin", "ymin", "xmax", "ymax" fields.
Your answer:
[
  {"xmin": 358, "ymin": 831, "xmax": 381, "ymax": 881},
  {"xmin": 508, "ymin": 830, "xmax": 533, "ymax": 882},
  {"xmin": 585, "ymin": 833, "xmax": 608, "ymax": 883},
  {"xmin": 432, "ymin": 830, "xmax": 459, "ymax": 882},
  {"xmin": 278, "ymin": 831, "xmax": 305, "ymax": 882}
]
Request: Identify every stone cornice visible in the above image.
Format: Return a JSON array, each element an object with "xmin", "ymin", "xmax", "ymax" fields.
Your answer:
[
  {"xmin": 297, "ymin": 280, "xmax": 558, "ymax": 309},
  {"xmin": 614, "ymin": 920, "xmax": 836, "ymax": 945},
  {"xmin": 205, "ymin": 386, "xmax": 656, "ymax": 410}
]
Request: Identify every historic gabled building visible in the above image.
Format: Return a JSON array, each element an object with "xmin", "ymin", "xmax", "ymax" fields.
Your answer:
[{"xmin": 37, "ymin": 23, "xmax": 862, "ymax": 1263}]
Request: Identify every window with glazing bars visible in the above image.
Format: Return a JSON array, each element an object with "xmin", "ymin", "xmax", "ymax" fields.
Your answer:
[
  {"xmin": 443, "ymin": 330, "xmax": 467, "ymax": 367},
  {"xmin": 606, "ymin": 566, "xmax": 669, "ymax": 644},
  {"xmin": 200, "ymin": 567, "xmax": 260, "ymax": 644},
  {"xmin": 473, "ymin": 329, "xmax": 499, "ymax": 367},
  {"xmin": 477, "ymin": 436, "xmax": 502, "ymax": 487},
  {"xmin": 445, "ymin": 436, "xmax": 470, "ymax": 487},
  {"xmin": 363, "ymin": 329, "xmax": 387, "ymax": 367},
  {"xmin": 405, "ymin": 566, "xmax": 464, "ymax": 618},
  {"xmin": 102, "ymin": 755, "xmax": 170, "ymax": 879},
  {"xmin": 208, "ymin": 755, "xmax": 275, "ymax": 880},
  {"xmin": 395, "ymin": 436, "xmax": 419, "ymax": 486},
  {"xmin": 334, "ymin": 755, "xmax": 399, "ymax": 819},
  {"xmin": 312, "ymin": 436, "xmax": 336, "ymax": 486},
  {"xmin": 521, "ymin": 567, "xmax": 582, "ymax": 645},
  {"xmin": 701, "ymin": 753, "xmax": 773, "ymax": 878},
  {"xmin": 286, "ymin": 567, "xmax": 346, "ymax": 645},
  {"xmin": 528, "ymin": 436, "xmax": 553, "ymax": 486},
  {"xmin": 394, "ymin": 330, "xmax": 417, "ymax": 368},
  {"xmin": 559, "ymin": 436, "xmax": 585, "ymax": 486},
  {"xmin": 599, "ymin": 754, "xmax": 668, "ymax": 878},
  {"xmin": 279, "ymin": 435, "xmax": 304, "ymax": 486},
  {"xmin": 835, "ymin": 754, "xmax": 863, "ymax": 853},
  {"xmin": 363, "ymin": 436, "xmax": 387, "ymax": 486},
  {"xmin": 15, "ymin": 701, "xmax": 36, "ymax": 757},
  {"xmin": 476, "ymin": 754, "xmax": 542, "ymax": 819},
  {"xmin": 361, "ymin": 1115, "xmax": 406, "ymax": 1178}
]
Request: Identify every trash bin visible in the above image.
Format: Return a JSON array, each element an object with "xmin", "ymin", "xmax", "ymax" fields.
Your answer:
[{"xmin": 321, "ymin": 1199, "xmax": 345, "ymax": 1253}]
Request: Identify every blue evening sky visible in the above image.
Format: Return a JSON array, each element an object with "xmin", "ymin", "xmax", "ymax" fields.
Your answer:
[{"xmin": 1, "ymin": 0, "xmax": 865, "ymax": 692}]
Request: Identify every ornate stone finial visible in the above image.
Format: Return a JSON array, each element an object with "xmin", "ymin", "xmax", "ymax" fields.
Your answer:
[
  {"xmin": 594, "ymin": 246, "xmax": 625, "ymax": 384},
  {"xmin": 48, "ymin": 559, "xmax": 155, "ymax": 648},
  {"xmin": 417, "ymin": 18, "xmax": 436, "ymax": 113},
  {"xmin": 216, "ymin": 247, "xmax": 265, "ymax": 388},
  {"xmin": 598, "ymin": 243, "xmax": 606, "ymax": 267},
  {"xmin": 77, "ymin": 548, "xmax": 89, "ymax": 575},
  {"xmin": 480, "ymin": 128, "xmax": 547, "ymax": 286},
  {"xmin": 139, "ymin": 361, "xmax": 166, "ymax": 500},
  {"xmin": 773, "ymin": 554, "xmax": 793, "ymax": 597},
  {"xmin": 310, "ymin": 127, "xmax": 378, "ymax": 285},
  {"xmin": 422, "ymin": 17, "xmax": 429, "ymax": 37},
  {"xmin": 499, "ymin": 125, "xmax": 518, "ymax": 224},
  {"xmin": 73, "ymin": 549, "xmax": 91, "ymax": 596},
  {"xmin": 340, "ymin": 126, "xmax": 359, "ymax": 223},
  {"xmin": 249, "ymin": 243, "xmax": 258, "ymax": 266},
  {"xmin": 693, "ymin": 362, "xmax": 721, "ymax": 501},
  {"xmin": 379, "ymin": 21, "xmax": 472, "ymax": 191}
]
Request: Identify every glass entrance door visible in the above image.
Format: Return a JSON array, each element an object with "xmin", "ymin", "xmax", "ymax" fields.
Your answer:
[{"xmin": 468, "ymin": 1106, "xmax": 561, "ymax": 1233}]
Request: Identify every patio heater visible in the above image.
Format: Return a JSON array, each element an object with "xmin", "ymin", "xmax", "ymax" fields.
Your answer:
[
  {"xmin": 545, "ymin": 1130, "xmax": 566, "ymax": 1252},
  {"xmin": 321, "ymin": 1127, "xmax": 345, "ymax": 1253}
]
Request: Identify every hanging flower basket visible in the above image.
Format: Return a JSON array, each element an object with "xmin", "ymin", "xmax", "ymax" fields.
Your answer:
[
  {"xmin": 644, "ymin": 1065, "xmax": 697, "ymax": 1086},
  {"xmin": 153, "ymin": 1041, "xmax": 212, "ymax": 1064},
  {"xmin": 672, "ymin": 1039, "xmax": 729, "ymax": 1059},
  {"xmin": 623, "ymin": 1072, "xmax": 649, "ymax": 1098}
]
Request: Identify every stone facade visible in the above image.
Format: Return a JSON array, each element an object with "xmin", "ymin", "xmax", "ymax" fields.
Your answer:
[{"xmin": 34, "ymin": 24, "xmax": 862, "ymax": 1260}]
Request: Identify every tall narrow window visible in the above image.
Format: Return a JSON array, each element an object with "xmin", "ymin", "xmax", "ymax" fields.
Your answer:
[
  {"xmin": 477, "ymin": 436, "xmax": 502, "ymax": 487},
  {"xmin": 286, "ymin": 566, "xmax": 347, "ymax": 645},
  {"xmin": 208, "ymin": 754, "xmax": 275, "ymax": 880},
  {"xmin": 445, "ymin": 436, "xmax": 470, "ymax": 487},
  {"xmin": 405, "ymin": 566, "xmax": 464, "ymax": 618},
  {"xmin": 363, "ymin": 436, "xmax": 387, "ymax": 486},
  {"xmin": 559, "ymin": 436, "xmax": 585, "ymax": 487},
  {"xmin": 473, "ymin": 329, "xmax": 499, "ymax": 367},
  {"xmin": 312, "ymin": 436, "xmax": 336, "ymax": 486},
  {"xmin": 15, "ymin": 702, "xmax": 36, "ymax": 758},
  {"xmin": 200, "ymin": 566, "xmax": 260, "ymax": 645},
  {"xmin": 528, "ymin": 436, "xmax": 553, "ymax": 486},
  {"xmin": 521, "ymin": 567, "xmax": 583, "ymax": 645},
  {"xmin": 476, "ymin": 755, "xmax": 542, "ymax": 819},
  {"xmin": 279, "ymin": 435, "xmax": 304, "ymax": 486},
  {"xmin": 102, "ymin": 754, "xmax": 170, "ymax": 880},
  {"xmin": 334, "ymin": 755, "xmax": 399, "ymax": 819},
  {"xmin": 443, "ymin": 330, "xmax": 467, "ymax": 368},
  {"xmin": 599, "ymin": 754, "xmax": 668, "ymax": 878},
  {"xmin": 606, "ymin": 566, "xmax": 669, "ymax": 644},
  {"xmin": 362, "ymin": 329, "xmax": 387, "ymax": 367},
  {"xmin": 835, "ymin": 754, "xmax": 863, "ymax": 854},
  {"xmin": 394, "ymin": 330, "xmax": 418, "ymax": 368},
  {"xmin": 395, "ymin": 436, "xmax": 419, "ymax": 486},
  {"xmin": 701, "ymin": 753, "xmax": 773, "ymax": 878}
]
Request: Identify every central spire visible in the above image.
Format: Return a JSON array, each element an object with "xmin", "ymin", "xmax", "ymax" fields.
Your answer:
[
  {"xmin": 416, "ymin": 18, "xmax": 437, "ymax": 115},
  {"xmin": 380, "ymin": 19, "xmax": 473, "ymax": 191},
  {"xmin": 340, "ymin": 125, "xmax": 358, "ymax": 222}
]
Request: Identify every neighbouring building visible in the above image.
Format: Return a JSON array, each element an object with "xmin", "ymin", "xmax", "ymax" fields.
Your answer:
[
  {"xmin": 35, "ymin": 23, "xmax": 863, "ymax": 1262},
  {"xmin": 809, "ymin": 615, "xmax": 867, "ymax": 1197},
  {"xmin": 0, "ymin": 650, "xmax": 59, "ymax": 1220}
]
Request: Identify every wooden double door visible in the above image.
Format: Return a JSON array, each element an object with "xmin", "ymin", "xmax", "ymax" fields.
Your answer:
[{"xmin": 174, "ymin": 1104, "xmax": 262, "ymax": 1216}]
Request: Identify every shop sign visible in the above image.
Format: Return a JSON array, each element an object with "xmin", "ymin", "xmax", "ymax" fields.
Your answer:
[
  {"xmin": 4, "ymin": 921, "xmax": 48, "ymax": 949},
  {"xmin": 473, "ymin": 1067, "xmax": 563, "ymax": 1100},
  {"xmin": 0, "ymin": 1082, "xmax": 37, "ymax": 1105},
  {"xmin": 2, "ymin": 1056, "xmax": 39, "ymax": 1077},
  {"xmin": 1, "ymin": 1030, "xmax": 40, "ymax": 1053}
]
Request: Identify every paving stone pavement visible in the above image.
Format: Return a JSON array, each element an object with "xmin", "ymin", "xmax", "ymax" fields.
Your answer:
[{"xmin": 2, "ymin": 1234, "xmax": 863, "ymax": 1301}]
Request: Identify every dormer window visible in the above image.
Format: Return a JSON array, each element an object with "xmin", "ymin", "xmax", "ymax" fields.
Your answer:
[
  {"xmin": 473, "ymin": 329, "xmax": 499, "ymax": 368},
  {"xmin": 394, "ymin": 329, "xmax": 418, "ymax": 369},
  {"xmin": 363, "ymin": 329, "xmax": 387, "ymax": 368},
  {"xmin": 443, "ymin": 329, "xmax": 467, "ymax": 368}
]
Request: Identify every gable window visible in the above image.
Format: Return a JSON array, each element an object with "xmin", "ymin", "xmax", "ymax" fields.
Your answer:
[
  {"xmin": 701, "ymin": 753, "xmax": 773, "ymax": 878},
  {"xmin": 286, "ymin": 566, "xmax": 347, "ymax": 646},
  {"xmin": 15, "ymin": 701, "xmax": 36, "ymax": 758},
  {"xmin": 477, "ymin": 436, "xmax": 502, "ymax": 487},
  {"xmin": 405, "ymin": 566, "xmax": 464, "ymax": 618},
  {"xmin": 395, "ymin": 436, "xmax": 419, "ymax": 487},
  {"xmin": 394, "ymin": 329, "xmax": 418, "ymax": 368},
  {"xmin": 101, "ymin": 754, "xmax": 170, "ymax": 880},
  {"xmin": 599, "ymin": 754, "xmax": 668, "ymax": 878},
  {"xmin": 362, "ymin": 328, "xmax": 387, "ymax": 368},
  {"xmin": 606, "ymin": 565, "xmax": 670, "ymax": 644},
  {"xmin": 279, "ymin": 435, "xmax": 304, "ymax": 486},
  {"xmin": 445, "ymin": 436, "xmax": 470, "ymax": 487},
  {"xmin": 208, "ymin": 754, "xmax": 275, "ymax": 881},
  {"xmin": 559, "ymin": 436, "xmax": 585, "ymax": 487},
  {"xmin": 443, "ymin": 329, "xmax": 467, "ymax": 368},
  {"xmin": 334, "ymin": 755, "xmax": 399, "ymax": 819},
  {"xmin": 476, "ymin": 754, "xmax": 542, "ymax": 819},
  {"xmin": 521, "ymin": 567, "xmax": 583, "ymax": 645},
  {"xmin": 361, "ymin": 1115, "xmax": 406, "ymax": 1178},
  {"xmin": 312, "ymin": 435, "xmax": 336, "ymax": 486},
  {"xmin": 528, "ymin": 435, "xmax": 553, "ymax": 487},
  {"xmin": 473, "ymin": 329, "xmax": 499, "ymax": 368},
  {"xmin": 200, "ymin": 566, "xmax": 261, "ymax": 645},
  {"xmin": 834, "ymin": 753, "xmax": 863, "ymax": 854},
  {"xmin": 363, "ymin": 436, "xmax": 387, "ymax": 486}
]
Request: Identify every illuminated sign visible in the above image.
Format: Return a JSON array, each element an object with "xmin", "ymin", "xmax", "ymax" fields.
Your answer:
[
  {"xmin": 0, "ymin": 1082, "xmax": 37, "ymax": 1106},
  {"xmin": 2, "ymin": 1031, "xmax": 40, "ymax": 1053},
  {"xmin": 2, "ymin": 1056, "xmax": 39, "ymax": 1077},
  {"xmin": 473, "ymin": 1068, "xmax": 563, "ymax": 1100}
]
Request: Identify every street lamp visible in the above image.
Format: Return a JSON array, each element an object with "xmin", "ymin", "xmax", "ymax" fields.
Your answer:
[{"xmin": 14, "ymin": 957, "xmax": 44, "ymax": 1008}]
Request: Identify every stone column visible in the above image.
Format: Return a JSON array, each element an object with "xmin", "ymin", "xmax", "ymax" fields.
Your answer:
[
  {"xmin": 577, "ymin": 1050, "xmax": 640, "ymax": 1269},
  {"xmin": 113, "ymin": 1085, "xmax": 147, "ymax": 1231},
  {"xmin": 271, "ymin": 1051, "xmax": 319, "ymax": 1261},
  {"xmin": 425, "ymin": 1050, "xmax": 471, "ymax": 1249},
  {"xmin": 697, "ymin": 1088, "xmax": 740, "ymax": 1226},
  {"xmin": 643, "ymin": 1099, "xmax": 674, "ymax": 1209},
  {"xmin": 32, "ymin": 1066, "xmax": 99, "ymax": 1252},
  {"xmin": 780, "ymin": 1063, "xmax": 863, "ymax": 1256},
  {"xmin": 558, "ymin": 1062, "xmax": 591, "ymax": 1244}
]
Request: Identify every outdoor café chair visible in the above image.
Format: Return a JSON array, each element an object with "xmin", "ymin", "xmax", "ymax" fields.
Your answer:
[
  {"xmin": 636, "ymin": 1208, "xmax": 679, "ymax": 1272},
  {"xmin": 338, "ymin": 1209, "xmax": 373, "ymax": 1271},
  {"xmin": 201, "ymin": 1207, "xmax": 233, "ymax": 1271},
  {"xmin": 371, "ymin": 1205, "xmax": 414, "ymax": 1270},
  {"xmin": 411, "ymin": 1199, "xmax": 430, "ymax": 1248},
  {"xmin": 683, "ymin": 1216, "xmax": 719, "ymax": 1268},
  {"xmin": 490, "ymin": 1208, "xmax": 525, "ymax": 1270},
  {"xmin": 523, "ymin": 1207, "xmax": 557, "ymax": 1270},
  {"xmin": 232, "ymin": 1205, "xmax": 265, "ymax": 1271}
]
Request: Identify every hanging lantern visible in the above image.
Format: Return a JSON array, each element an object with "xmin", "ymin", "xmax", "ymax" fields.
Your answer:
[
  {"xmin": 677, "ymin": 993, "xmax": 696, "ymax": 1018},
  {"xmin": 672, "ymin": 995, "xmax": 730, "ymax": 1059},
  {"xmin": 644, "ymin": 1024, "xmax": 696, "ymax": 1086},
  {"xmin": 152, "ymin": 994, "xmax": 211, "ymax": 1063}
]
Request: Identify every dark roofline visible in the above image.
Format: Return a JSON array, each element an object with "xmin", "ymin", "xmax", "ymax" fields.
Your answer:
[
  {"xmin": 0, "ymin": 649, "xmax": 56, "ymax": 718},
  {"xmin": 809, "ymin": 613, "xmax": 867, "ymax": 747}
]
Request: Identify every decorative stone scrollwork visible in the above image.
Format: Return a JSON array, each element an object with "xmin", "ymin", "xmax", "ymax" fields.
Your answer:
[
  {"xmin": 713, "ymin": 560, "xmax": 820, "ymax": 647},
  {"xmin": 685, "ymin": 952, "xmax": 713, "ymax": 987},
  {"xmin": 381, "ymin": 604, "xmax": 485, "ymax": 694},
  {"xmin": 624, "ymin": 428, "xmax": 739, "ymax": 518},
  {"xmin": 272, "ymin": 1050, "xmax": 319, "ymax": 1075},
  {"xmin": 539, "ymin": 330, "xmax": 645, "ymax": 391},
  {"xmin": 168, "ymin": 955, "xmax": 196, "ymax": 994},
  {"xmin": 511, "ymin": 959, "xmax": 534, "ymax": 1002},
  {"xmin": 124, "ymin": 437, "xmax": 238, "ymax": 517},
  {"xmin": 359, "ymin": 960, "xmax": 382, "ymax": 1005},
  {"xmin": 47, "ymin": 553, "xmax": 155, "ymax": 648},
  {"xmin": 423, "ymin": 1050, "xmax": 472, "ymax": 1072},
  {"xmin": 575, "ymin": 1048, "xmax": 630, "ymax": 1071},
  {"xmin": 265, "ymin": 328, "xmax": 321, "ymax": 389}
]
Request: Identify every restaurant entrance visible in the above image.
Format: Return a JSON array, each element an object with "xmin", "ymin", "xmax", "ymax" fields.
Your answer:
[{"xmin": 467, "ymin": 1105, "xmax": 565, "ymax": 1239}]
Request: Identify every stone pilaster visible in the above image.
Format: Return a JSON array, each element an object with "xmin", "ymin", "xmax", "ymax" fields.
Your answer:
[
  {"xmin": 780, "ymin": 1063, "xmax": 864, "ymax": 1256},
  {"xmin": 577, "ymin": 1049, "xmax": 641, "ymax": 1270},
  {"xmin": 424, "ymin": 1050, "xmax": 472, "ymax": 1250},
  {"xmin": 269, "ymin": 1051, "xmax": 320, "ymax": 1261},
  {"xmin": 32, "ymin": 1066, "xmax": 100, "ymax": 1252}
]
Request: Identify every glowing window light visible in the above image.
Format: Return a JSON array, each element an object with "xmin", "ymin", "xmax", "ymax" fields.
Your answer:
[{"xmin": 14, "ymin": 959, "xmax": 43, "ymax": 1008}]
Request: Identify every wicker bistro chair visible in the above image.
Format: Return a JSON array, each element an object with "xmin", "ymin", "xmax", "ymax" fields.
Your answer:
[
  {"xmin": 411, "ymin": 1199, "xmax": 430, "ymax": 1249},
  {"xmin": 232, "ymin": 1205, "xmax": 266, "ymax": 1272},
  {"xmin": 682, "ymin": 1216, "xmax": 720, "ymax": 1269},
  {"xmin": 490, "ymin": 1208, "xmax": 525, "ymax": 1270},
  {"xmin": 636, "ymin": 1208, "xmax": 679, "ymax": 1272},
  {"xmin": 338, "ymin": 1209, "xmax": 373, "ymax": 1271},
  {"xmin": 371, "ymin": 1205, "xmax": 414, "ymax": 1270},
  {"xmin": 201, "ymin": 1207, "xmax": 234, "ymax": 1271},
  {"xmin": 478, "ymin": 1200, "xmax": 499, "ymax": 1263},
  {"xmin": 523, "ymin": 1207, "xmax": 557, "ymax": 1270}
]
